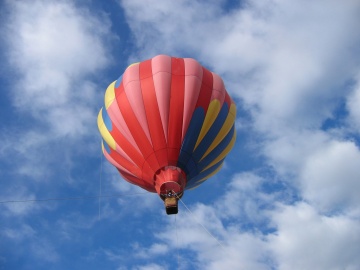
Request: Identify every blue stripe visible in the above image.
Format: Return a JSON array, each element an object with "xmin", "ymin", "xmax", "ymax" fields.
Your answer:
[
  {"xmin": 103, "ymin": 139, "xmax": 111, "ymax": 154},
  {"xmin": 186, "ymin": 159, "xmax": 224, "ymax": 188},
  {"xmin": 102, "ymin": 108, "xmax": 113, "ymax": 132},
  {"xmin": 177, "ymin": 107, "xmax": 205, "ymax": 174},
  {"xmin": 196, "ymin": 125, "xmax": 235, "ymax": 172},
  {"xmin": 192, "ymin": 102, "xmax": 229, "ymax": 163},
  {"xmin": 115, "ymin": 74, "xmax": 123, "ymax": 88},
  {"xmin": 184, "ymin": 158, "xmax": 197, "ymax": 178}
]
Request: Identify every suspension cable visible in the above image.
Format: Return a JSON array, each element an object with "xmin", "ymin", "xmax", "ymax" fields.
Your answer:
[
  {"xmin": 177, "ymin": 196, "xmax": 224, "ymax": 249},
  {"xmin": 0, "ymin": 193, "xmax": 148, "ymax": 204},
  {"xmin": 175, "ymin": 214, "xmax": 180, "ymax": 269}
]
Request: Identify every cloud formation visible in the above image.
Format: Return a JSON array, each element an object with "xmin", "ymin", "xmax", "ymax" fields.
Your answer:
[
  {"xmin": 5, "ymin": 0, "xmax": 111, "ymax": 136},
  {"xmin": 1, "ymin": 0, "xmax": 113, "ymax": 183},
  {"xmin": 1, "ymin": 0, "xmax": 360, "ymax": 269},
  {"xmin": 119, "ymin": 0, "xmax": 360, "ymax": 268}
]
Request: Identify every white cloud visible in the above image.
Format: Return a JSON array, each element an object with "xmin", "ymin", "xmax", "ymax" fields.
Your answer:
[
  {"xmin": 347, "ymin": 71, "xmax": 360, "ymax": 132},
  {"xmin": 147, "ymin": 172, "xmax": 360, "ymax": 270},
  {"xmin": 153, "ymin": 174, "xmax": 275, "ymax": 269},
  {"xmin": 102, "ymin": 163, "xmax": 161, "ymax": 216},
  {"xmin": 120, "ymin": 0, "xmax": 360, "ymax": 225},
  {"xmin": 120, "ymin": 0, "xmax": 220, "ymax": 60},
  {"xmin": 130, "ymin": 242, "xmax": 169, "ymax": 260},
  {"xmin": 1, "ymin": 0, "xmax": 360, "ymax": 268},
  {"xmin": 103, "ymin": 248, "xmax": 125, "ymax": 262},
  {"xmin": 216, "ymin": 173, "xmax": 274, "ymax": 224},
  {"xmin": 0, "ymin": 130, "xmax": 54, "ymax": 179},
  {"xmin": 157, "ymin": 215, "xmax": 272, "ymax": 269},
  {"xmin": 0, "ymin": 0, "xmax": 114, "ymax": 179},
  {"xmin": 264, "ymin": 131, "xmax": 360, "ymax": 214},
  {"xmin": 269, "ymin": 202, "xmax": 360, "ymax": 270},
  {"xmin": 263, "ymin": 130, "xmax": 330, "ymax": 179},
  {"xmin": 30, "ymin": 239, "xmax": 60, "ymax": 262},
  {"xmin": 300, "ymin": 140, "xmax": 360, "ymax": 213},
  {"xmin": 204, "ymin": 232, "xmax": 271, "ymax": 270},
  {"xmin": 1, "ymin": 186, "xmax": 41, "ymax": 216},
  {"xmin": 5, "ymin": 0, "xmax": 111, "ymax": 137},
  {"xmin": 2, "ymin": 224, "xmax": 36, "ymax": 241},
  {"xmin": 133, "ymin": 263, "xmax": 167, "ymax": 270},
  {"xmin": 147, "ymin": 243, "xmax": 168, "ymax": 256},
  {"xmin": 1, "ymin": 222, "xmax": 60, "ymax": 263},
  {"xmin": 121, "ymin": 0, "xmax": 360, "ymax": 133}
]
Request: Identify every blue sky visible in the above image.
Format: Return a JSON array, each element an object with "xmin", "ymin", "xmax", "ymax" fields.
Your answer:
[{"xmin": 1, "ymin": 0, "xmax": 360, "ymax": 269}]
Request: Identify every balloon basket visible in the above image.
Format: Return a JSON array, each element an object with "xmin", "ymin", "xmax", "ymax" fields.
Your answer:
[{"xmin": 164, "ymin": 197, "xmax": 178, "ymax": 215}]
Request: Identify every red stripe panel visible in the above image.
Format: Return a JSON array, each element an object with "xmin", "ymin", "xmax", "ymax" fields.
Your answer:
[
  {"xmin": 108, "ymin": 147, "xmax": 142, "ymax": 177},
  {"xmin": 141, "ymin": 154, "xmax": 159, "ymax": 183},
  {"xmin": 116, "ymin": 82, "xmax": 159, "ymax": 178},
  {"xmin": 167, "ymin": 149, "xmax": 179, "ymax": 166},
  {"xmin": 139, "ymin": 60, "xmax": 168, "ymax": 168},
  {"xmin": 109, "ymin": 122, "xmax": 151, "ymax": 179},
  {"xmin": 224, "ymin": 91, "xmax": 232, "ymax": 111},
  {"xmin": 117, "ymin": 169, "xmax": 156, "ymax": 192},
  {"xmin": 167, "ymin": 57, "xmax": 185, "ymax": 163},
  {"xmin": 196, "ymin": 67, "xmax": 213, "ymax": 112}
]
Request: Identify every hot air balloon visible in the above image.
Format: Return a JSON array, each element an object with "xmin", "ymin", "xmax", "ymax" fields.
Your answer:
[{"xmin": 97, "ymin": 55, "xmax": 236, "ymax": 214}]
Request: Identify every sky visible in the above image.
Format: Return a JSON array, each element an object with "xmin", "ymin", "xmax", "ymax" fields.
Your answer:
[{"xmin": 1, "ymin": 0, "xmax": 360, "ymax": 269}]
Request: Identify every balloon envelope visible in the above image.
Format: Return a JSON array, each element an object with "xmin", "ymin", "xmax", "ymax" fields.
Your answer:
[{"xmin": 98, "ymin": 55, "xmax": 236, "ymax": 211}]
